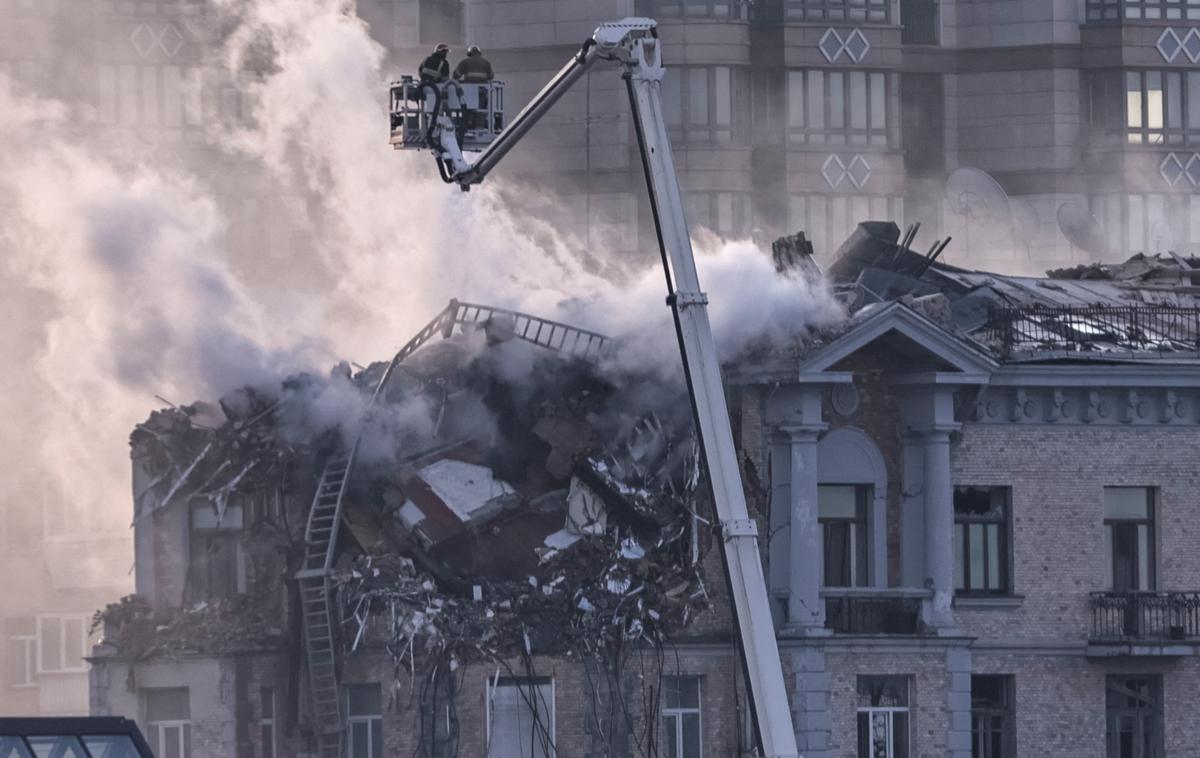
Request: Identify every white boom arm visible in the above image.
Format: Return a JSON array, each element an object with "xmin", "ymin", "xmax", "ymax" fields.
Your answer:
[{"xmin": 420, "ymin": 19, "xmax": 800, "ymax": 758}]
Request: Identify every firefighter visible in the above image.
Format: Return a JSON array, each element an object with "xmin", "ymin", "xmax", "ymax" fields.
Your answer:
[
  {"xmin": 419, "ymin": 43, "xmax": 451, "ymax": 84},
  {"xmin": 453, "ymin": 46, "xmax": 494, "ymax": 83}
]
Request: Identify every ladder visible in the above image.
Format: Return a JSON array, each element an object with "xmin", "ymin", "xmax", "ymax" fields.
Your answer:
[
  {"xmin": 293, "ymin": 300, "xmax": 609, "ymax": 754},
  {"xmin": 296, "ymin": 452, "xmax": 352, "ymax": 758}
]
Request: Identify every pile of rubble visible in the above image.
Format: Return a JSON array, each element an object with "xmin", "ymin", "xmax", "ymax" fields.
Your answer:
[{"xmin": 104, "ymin": 309, "xmax": 716, "ymax": 672}]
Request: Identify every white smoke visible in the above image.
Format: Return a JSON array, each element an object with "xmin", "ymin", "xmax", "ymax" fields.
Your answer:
[{"xmin": 0, "ymin": 0, "xmax": 843, "ymax": 590}]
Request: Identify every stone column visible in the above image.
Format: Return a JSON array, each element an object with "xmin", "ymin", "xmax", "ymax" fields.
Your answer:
[
  {"xmin": 921, "ymin": 427, "xmax": 957, "ymax": 630},
  {"xmin": 783, "ymin": 425, "xmax": 827, "ymax": 631}
]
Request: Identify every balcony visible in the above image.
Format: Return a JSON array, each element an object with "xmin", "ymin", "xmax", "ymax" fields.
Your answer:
[
  {"xmin": 1088, "ymin": 591, "xmax": 1200, "ymax": 657},
  {"xmin": 823, "ymin": 589, "xmax": 928, "ymax": 635}
]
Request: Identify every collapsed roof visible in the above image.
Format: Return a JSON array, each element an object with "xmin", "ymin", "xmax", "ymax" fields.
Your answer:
[
  {"xmin": 112, "ymin": 301, "xmax": 714, "ymax": 666},
  {"xmin": 815, "ymin": 222, "xmax": 1200, "ymax": 361}
]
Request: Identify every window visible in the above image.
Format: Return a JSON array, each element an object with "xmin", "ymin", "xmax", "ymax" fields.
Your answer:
[
  {"xmin": 857, "ymin": 676, "xmax": 909, "ymax": 758},
  {"xmin": 685, "ymin": 192, "xmax": 752, "ymax": 237},
  {"xmin": 486, "ymin": 677, "xmax": 554, "ymax": 758},
  {"xmin": 260, "ymin": 687, "xmax": 276, "ymax": 758},
  {"xmin": 662, "ymin": 66, "xmax": 740, "ymax": 141},
  {"xmin": 787, "ymin": 70, "xmax": 891, "ymax": 146},
  {"xmin": 1093, "ymin": 70, "xmax": 1200, "ymax": 146},
  {"xmin": 145, "ymin": 687, "xmax": 191, "ymax": 758},
  {"xmin": 953, "ymin": 487, "xmax": 1010, "ymax": 595},
  {"xmin": 819, "ymin": 485, "xmax": 869, "ymax": 587},
  {"xmin": 188, "ymin": 502, "xmax": 244, "ymax": 601},
  {"xmin": 789, "ymin": 194, "xmax": 904, "ymax": 257},
  {"xmin": 96, "ymin": 64, "xmax": 202, "ymax": 130},
  {"xmin": 7, "ymin": 618, "xmax": 36, "ymax": 688},
  {"xmin": 1088, "ymin": 193, "xmax": 1195, "ymax": 257},
  {"xmin": 633, "ymin": 0, "xmax": 750, "ymax": 19},
  {"xmin": 900, "ymin": 73, "xmax": 944, "ymax": 173},
  {"xmin": 971, "ymin": 675, "xmax": 1015, "ymax": 758},
  {"xmin": 1104, "ymin": 488, "xmax": 1155, "ymax": 592},
  {"xmin": 661, "ymin": 676, "xmax": 702, "ymax": 758},
  {"xmin": 37, "ymin": 615, "xmax": 89, "ymax": 674},
  {"xmin": 786, "ymin": 0, "xmax": 890, "ymax": 22},
  {"xmin": 1105, "ymin": 676, "xmax": 1163, "ymax": 758},
  {"xmin": 900, "ymin": 0, "xmax": 939, "ymax": 45},
  {"xmin": 1087, "ymin": 0, "xmax": 1200, "ymax": 20},
  {"xmin": 347, "ymin": 684, "xmax": 384, "ymax": 758}
]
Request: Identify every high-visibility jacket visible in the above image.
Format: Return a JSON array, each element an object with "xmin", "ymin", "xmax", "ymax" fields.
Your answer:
[
  {"xmin": 453, "ymin": 55, "xmax": 494, "ymax": 83},
  {"xmin": 419, "ymin": 52, "xmax": 450, "ymax": 83}
]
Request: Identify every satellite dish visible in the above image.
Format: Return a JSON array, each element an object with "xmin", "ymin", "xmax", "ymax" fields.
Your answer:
[
  {"xmin": 1057, "ymin": 202, "xmax": 1109, "ymax": 260},
  {"xmin": 1010, "ymin": 199, "xmax": 1039, "ymax": 257},
  {"xmin": 945, "ymin": 168, "xmax": 1013, "ymax": 253}
]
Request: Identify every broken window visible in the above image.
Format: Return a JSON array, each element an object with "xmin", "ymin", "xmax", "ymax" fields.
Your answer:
[
  {"xmin": 856, "ymin": 676, "xmax": 909, "ymax": 758},
  {"xmin": 260, "ymin": 687, "xmax": 276, "ymax": 758},
  {"xmin": 6, "ymin": 618, "xmax": 36, "ymax": 688},
  {"xmin": 144, "ymin": 687, "xmax": 191, "ymax": 758},
  {"xmin": 347, "ymin": 684, "xmax": 384, "ymax": 758},
  {"xmin": 1105, "ymin": 676, "xmax": 1163, "ymax": 758},
  {"xmin": 1103, "ymin": 488, "xmax": 1155, "ymax": 592},
  {"xmin": 786, "ymin": 69, "xmax": 891, "ymax": 146},
  {"xmin": 819, "ymin": 485, "xmax": 870, "ymax": 588},
  {"xmin": 188, "ymin": 502, "xmax": 244, "ymax": 601},
  {"xmin": 37, "ymin": 615, "xmax": 89, "ymax": 674},
  {"xmin": 953, "ymin": 487, "xmax": 1010, "ymax": 596},
  {"xmin": 486, "ymin": 677, "xmax": 555, "ymax": 758},
  {"xmin": 661, "ymin": 676, "xmax": 702, "ymax": 758},
  {"xmin": 971, "ymin": 675, "xmax": 1015, "ymax": 758}
]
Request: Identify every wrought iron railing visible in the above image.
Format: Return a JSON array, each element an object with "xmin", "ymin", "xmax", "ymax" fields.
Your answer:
[
  {"xmin": 824, "ymin": 591, "xmax": 925, "ymax": 634},
  {"xmin": 1090, "ymin": 592, "xmax": 1200, "ymax": 641},
  {"xmin": 980, "ymin": 305, "xmax": 1200, "ymax": 356}
]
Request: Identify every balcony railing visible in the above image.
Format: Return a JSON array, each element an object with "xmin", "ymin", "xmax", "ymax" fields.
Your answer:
[
  {"xmin": 980, "ymin": 305, "xmax": 1200, "ymax": 356},
  {"xmin": 824, "ymin": 589, "xmax": 926, "ymax": 634},
  {"xmin": 1090, "ymin": 592, "xmax": 1200, "ymax": 641}
]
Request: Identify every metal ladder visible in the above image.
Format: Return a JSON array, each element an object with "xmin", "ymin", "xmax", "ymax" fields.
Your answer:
[
  {"xmin": 293, "ymin": 300, "xmax": 608, "ymax": 755},
  {"xmin": 296, "ymin": 452, "xmax": 352, "ymax": 758}
]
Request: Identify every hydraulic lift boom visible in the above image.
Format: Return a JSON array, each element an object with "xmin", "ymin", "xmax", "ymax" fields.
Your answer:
[{"xmin": 390, "ymin": 19, "xmax": 801, "ymax": 758}]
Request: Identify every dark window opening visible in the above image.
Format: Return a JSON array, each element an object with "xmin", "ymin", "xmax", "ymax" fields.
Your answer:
[
  {"xmin": 1104, "ymin": 488, "xmax": 1155, "ymax": 593},
  {"xmin": 900, "ymin": 0, "xmax": 939, "ymax": 45},
  {"xmin": 188, "ymin": 502, "xmax": 243, "ymax": 602},
  {"xmin": 900, "ymin": 73, "xmax": 944, "ymax": 174},
  {"xmin": 971, "ymin": 675, "xmax": 1015, "ymax": 758},
  {"xmin": 819, "ymin": 485, "xmax": 870, "ymax": 587},
  {"xmin": 1105, "ymin": 676, "xmax": 1163, "ymax": 758},
  {"xmin": 856, "ymin": 676, "xmax": 909, "ymax": 758}
]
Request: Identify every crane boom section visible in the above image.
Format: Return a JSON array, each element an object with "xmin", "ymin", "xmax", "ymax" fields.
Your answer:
[{"xmin": 408, "ymin": 19, "xmax": 801, "ymax": 758}]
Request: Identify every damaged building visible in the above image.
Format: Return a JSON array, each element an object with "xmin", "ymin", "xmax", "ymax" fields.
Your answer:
[{"xmin": 90, "ymin": 227, "xmax": 1200, "ymax": 758}]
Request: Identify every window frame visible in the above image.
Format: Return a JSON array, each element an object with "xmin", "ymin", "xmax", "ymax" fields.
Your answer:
[
  {"xmin": 856, "ymin": 676, "xmax": 910, "ymax": 758},
  {"xmin": 188, "ymin": 501, "xmax": 246, "ymax": 602},
  {"xmin": 1105, "ymin": 675, "xmax": 1164, "ymax": 758},
  {"xmin": 485, "ymin": 676, "xmax": 556, "ymax": 758},
  {"xmin": 787, "ymin": 69, "xmax": 893, "ymax": 147},
  {"xmin": 7, "ymin": 619, "xmax": 37, "ymax": 688},
  {"xmin": 1103, "ymin": 487, "xmax": 1157, "ymax": 593},
  {"xmin": 662, "ymin": 64, "xmax": 743, "ymax": 143},
  {"xmin": 633, "ymin": 0, "xmax": 751, "ymax": 20},
  {"xmin": 818, "ymin": 484, "xmax": 871, "ymax": 588},
  {"xmin": 36, "ymin": 615, "xmax": 90, "ymax": 675},
  {"xmin": 346, "ymin": 683, "xmax": 384, "ymax": 758},
  {"xmin": 260, "ymin": 686, "xmax": 276, "ymax": 758},
  {"xmin": 953, "ymin": 486, "xmax": 1012, "ymax": 597},
  {"xmin": 970, "ymin": 675, "xmax": 1016, "ymax": 758},
  {"xmin": 144, "ymin": 687, "xmax": 192, "ymax": 758},
  {"xmin": 1087, "ymin": 0, "xmax": 1200, "ymax": 20},
  {"xmin": 661, "ymin": 676, "xmax": 703, "ymax": 758},
  {"xmin": 786, "ymin": 0, "xmax": 891, "ymax": 23}
]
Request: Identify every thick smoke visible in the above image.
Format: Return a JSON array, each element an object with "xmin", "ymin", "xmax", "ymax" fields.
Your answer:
[{"xmin": 0, "ymin": 0, "xmax": 843, "ymax": 591}]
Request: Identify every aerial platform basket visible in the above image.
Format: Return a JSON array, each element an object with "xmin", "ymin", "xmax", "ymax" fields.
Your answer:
[{"xmin": 389, "ymin": 76, "xmax": 506, "ymax": 152}]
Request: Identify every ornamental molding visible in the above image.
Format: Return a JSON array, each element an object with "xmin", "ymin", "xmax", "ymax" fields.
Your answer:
[
  {"xmin": 1157, "ymin": 27, "xmax": 1200, "ymax": 63},
  {"xmin": 971, "ymin": 387, "xmax": 1196, "ymax": 426},
  {"xmin": 818, "ymin": 28, "xmax": 871, "ymax": 64},
  {"xmin": 130, "ymin": 23, "xmax": 185, "ymax": 58},
  {"xmin": 821, "ymin": 154, "xmax": 872, "ymax": 190}
]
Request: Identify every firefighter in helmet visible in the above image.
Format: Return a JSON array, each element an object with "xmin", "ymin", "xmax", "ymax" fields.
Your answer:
[
  {"xmin": 419, "ymin": 43, "xmax": 451, "ymax": 84},
  {"xmin": 453, "ymin": 45, "xmax": 494, "ymax": 83}
]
